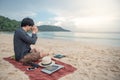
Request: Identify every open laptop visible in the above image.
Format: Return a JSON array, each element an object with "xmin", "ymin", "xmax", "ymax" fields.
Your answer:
[{"xmin": 41, "ymin": 64, "xmax": 64, "ymax": 74}]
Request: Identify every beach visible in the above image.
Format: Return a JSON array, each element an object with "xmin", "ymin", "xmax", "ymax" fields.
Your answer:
[{"xmin": 0, "ymin": 33, "xmax": 120, "ymax": 80}]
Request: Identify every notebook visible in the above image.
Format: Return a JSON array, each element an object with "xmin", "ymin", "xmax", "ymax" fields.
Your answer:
[{"xmin": 41, "ymin": 64, "xmax": 64, "ymax": 74}]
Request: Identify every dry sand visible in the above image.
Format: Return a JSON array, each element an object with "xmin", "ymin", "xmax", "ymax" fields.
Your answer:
[{"xmin": 0, "ymin": 33, "xmax": 120, "ymax": 80}]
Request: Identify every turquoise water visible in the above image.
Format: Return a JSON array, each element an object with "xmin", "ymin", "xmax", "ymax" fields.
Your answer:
[{"xmin": 37, "ymin": 32, "xmax": 120, "ymax": 46}]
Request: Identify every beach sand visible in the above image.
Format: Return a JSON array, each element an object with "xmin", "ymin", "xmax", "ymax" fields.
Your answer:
[{"xmin": 0, "ymin": 33, "xmax": 120, "ymax": 80}]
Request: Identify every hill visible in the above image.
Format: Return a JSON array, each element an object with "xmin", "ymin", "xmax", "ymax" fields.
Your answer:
[
  {"xmin": 0, "ymin": 16, "xmax": 20, "ymax": 31},
  {"xmin": 38, "ymin": 25, "xmax": 70, "ymax": 32},
  {"xmin": 0, "ymin": 15, "xmax": 70, "ymax": 32}
]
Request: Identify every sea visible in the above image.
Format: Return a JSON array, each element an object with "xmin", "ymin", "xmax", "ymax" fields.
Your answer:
[
  {"xmin": 37, "ymin": 32, "xmax": 120, "ymax": 47},
  {"xmin": 1, "ymin": 31, "xmax": 120, "ymax": 47}
]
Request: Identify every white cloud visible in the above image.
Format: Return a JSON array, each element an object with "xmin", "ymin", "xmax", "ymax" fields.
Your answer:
[
  {"xmin": 35, "ymin": 21, "xmax": 43, "ymax": 26},
  {"xmin": 53, "ymin": 17, "xmax": 66, "ymax": 22},
  {"xmin": 0, "ymin": 11, "xmax": 37, "ymax": 20},
  {"xmin": 46, "ymin": 0, "xmax": 120, "ymax": 32},
  {"xmin": 0, "ymin": 0, "xmax": 120, "ymax": 32},
  {"xmin": 54, "ymin": 21, "xmax": 62, "ymax": 26}
]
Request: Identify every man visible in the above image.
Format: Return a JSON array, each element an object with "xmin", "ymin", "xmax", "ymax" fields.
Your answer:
[{"xmin": 14, "ymin": 17, "xmax": 47, "ymax": 64}]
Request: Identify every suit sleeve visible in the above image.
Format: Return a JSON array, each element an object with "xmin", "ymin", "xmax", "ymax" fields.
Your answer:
[{"xmin": 18, "ymin": 30, "xmax": 37, "ymax": 44}]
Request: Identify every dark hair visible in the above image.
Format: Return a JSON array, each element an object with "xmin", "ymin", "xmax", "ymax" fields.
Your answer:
[{"xmin": 21, "ymin": 17, "xmax": 34, "ymax": 27}]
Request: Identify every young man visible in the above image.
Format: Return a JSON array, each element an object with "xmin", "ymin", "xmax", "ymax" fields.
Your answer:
[{"xmin": 14, "ymin": 18, "xmax": 47, "ymax": 64}]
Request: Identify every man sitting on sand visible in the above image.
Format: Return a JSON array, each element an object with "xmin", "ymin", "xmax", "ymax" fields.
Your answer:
[{"xmin": 13, "ymin": 17, "xmax": 47, "ymax": 65}]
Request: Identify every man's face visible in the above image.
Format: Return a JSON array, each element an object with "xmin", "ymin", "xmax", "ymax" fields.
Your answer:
[{"xmin": 26, "ymin": 25, "xmax": 32, "ymax": 31}]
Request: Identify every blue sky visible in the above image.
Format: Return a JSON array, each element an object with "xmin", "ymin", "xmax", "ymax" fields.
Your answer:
[
  {"xmin": 0, "ymin": 0, "xmax": 56, "ymax": 22},
  {"xmin": 0, "ymin": 0, "xmax": 120, "ymax": 32}
]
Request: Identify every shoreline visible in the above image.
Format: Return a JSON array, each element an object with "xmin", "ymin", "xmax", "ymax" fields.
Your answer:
[
  {"xmin": 0, "ymin": 33, "xmax": 120, "ymax": 80},
  {"xmin": 1, "ymin": 32, "xmax": 120, "ymax": 47}
]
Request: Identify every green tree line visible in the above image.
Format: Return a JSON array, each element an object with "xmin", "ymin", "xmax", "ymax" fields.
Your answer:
[
  {"xmin": 0, "ymin": 15, "xmax": 20, "ymax": 31},
  {"xmin": 38, "ymin": 25, "xmax": 70, "ymax": 32}
]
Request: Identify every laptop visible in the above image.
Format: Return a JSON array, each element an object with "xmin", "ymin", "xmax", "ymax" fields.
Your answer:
[{"xmin": 41, "ymin": 64, "xmax": 64, "ymax": 74}]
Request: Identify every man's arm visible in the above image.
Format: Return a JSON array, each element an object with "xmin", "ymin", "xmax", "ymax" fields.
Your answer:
[
  {"xmin": 18, "ymin": 26, "xmax": 38, "ymax": 44},
  {"xmin": 19, "ymin": 31, "xmax": 37, "ymax": 44}
]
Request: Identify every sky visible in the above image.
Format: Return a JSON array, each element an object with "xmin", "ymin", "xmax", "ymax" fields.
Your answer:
[{"xmin": 0, "ymin": 0, "xmax": 120, "ymax": 32}]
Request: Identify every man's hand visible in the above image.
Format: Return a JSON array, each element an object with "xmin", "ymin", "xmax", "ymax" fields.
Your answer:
[{"xmin": 32, "ymin": 26, "xmax": 38, "ymax": 34}]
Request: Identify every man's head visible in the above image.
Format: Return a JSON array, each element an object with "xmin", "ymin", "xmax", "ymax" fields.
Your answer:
[{"xmin": 21, "ymin": 18, "xmax": 34, "ymax": 31}]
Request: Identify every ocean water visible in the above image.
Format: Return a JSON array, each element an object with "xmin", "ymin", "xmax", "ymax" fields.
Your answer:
[
  {"xmin": 37, "ymin": 32, "xmax": 120, "ymax": 46},
  {"xmin": 1, "ymin": 32, "xmax": 120, "ymax": 47}
]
